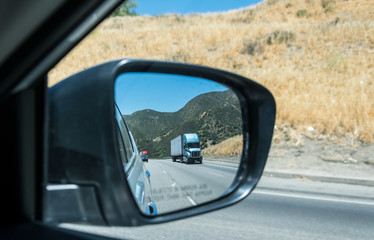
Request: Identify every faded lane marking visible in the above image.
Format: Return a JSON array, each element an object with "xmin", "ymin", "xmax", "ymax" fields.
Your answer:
[
  {"xmin": 187, "ymin": 196, "xmax": 197, "ymax": 206},
  {"xmin": 255, "ymin": 190, "xmax": 374, "ymax": 206},
  {"xmin": 207, "ymin": 171, "xmax": 224, "ymax": 177}
]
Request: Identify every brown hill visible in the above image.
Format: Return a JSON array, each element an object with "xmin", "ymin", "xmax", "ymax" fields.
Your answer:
[{"xmin": 49, "ymin": 0, "xmax": 374, "ymax": 142}]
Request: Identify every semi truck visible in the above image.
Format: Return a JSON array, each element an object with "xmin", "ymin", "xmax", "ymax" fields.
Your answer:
[{"xmin": 170, "ymin": 133, "xmax": 203, "ymax": 164}]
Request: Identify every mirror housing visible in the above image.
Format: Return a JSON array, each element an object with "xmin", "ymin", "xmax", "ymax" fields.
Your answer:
[{"xmin": 47, "ymin": 59, "xmax": 276, "ymax": 226}]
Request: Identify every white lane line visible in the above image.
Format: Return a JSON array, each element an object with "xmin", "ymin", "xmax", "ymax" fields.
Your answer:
[
  {"xmin": 162, "ymin": 170, "xmax": 167, "ymax": 174},
  {"xmin": 207, "ymin": 171, "xmax": 224, "ymax": 177},
  {"xmin": 171, "ymin": 183, "xmax": 177, "ymax": 187},
  {"xmin": 254, "ymin": 190, "xmax": 374, "ymax": 206},
  {"xmin": 187, "ymin": 196, "xmax": 197, "ymax": 206}
]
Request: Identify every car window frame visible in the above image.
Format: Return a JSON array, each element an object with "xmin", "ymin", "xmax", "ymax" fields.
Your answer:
[{"xmin": 115, "ymin": 103, "xmax": 136, "ymax": 171}]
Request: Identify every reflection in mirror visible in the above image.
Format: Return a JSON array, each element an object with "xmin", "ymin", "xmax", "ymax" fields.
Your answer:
[{"xmin": 115, "ymin": 72, "xmax": 243, "ymax": 215}]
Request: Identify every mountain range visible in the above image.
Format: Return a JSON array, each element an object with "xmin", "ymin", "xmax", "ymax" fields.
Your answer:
[{"xmin": 124, "ymin": 90, "xmax": 242, "ymax": 158}]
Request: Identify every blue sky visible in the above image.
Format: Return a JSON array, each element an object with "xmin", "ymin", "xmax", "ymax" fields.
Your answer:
[
  {"xmin": 115, "ymin": 73, "xmax": 228, "ymax": 115},
  {"xmin": 135, "ymin": 0, "xmax": 262, "ymax": 15}
]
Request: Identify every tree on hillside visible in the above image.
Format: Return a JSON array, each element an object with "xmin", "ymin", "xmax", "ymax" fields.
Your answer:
[{"xmin": 111, "ymin": 0, "xmax": 137, "ymax": 17}]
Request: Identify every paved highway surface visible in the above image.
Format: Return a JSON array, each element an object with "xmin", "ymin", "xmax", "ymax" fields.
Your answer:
[
  {"xmin": 144, "ymin": 159, "xmax": 239, "ymax": 214},
  {"xmin": 62, "ymin": 159, "xmax": 374, "ymax": 240}
]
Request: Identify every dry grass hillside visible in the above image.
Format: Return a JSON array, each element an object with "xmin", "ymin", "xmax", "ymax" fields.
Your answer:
[
  {"xmin": 49, "ymin": 0, "xmax": 374, "ymax": 146},
  {"xmin": 202, "ymin": 135, "xmax": 243, "ymax": 157}
]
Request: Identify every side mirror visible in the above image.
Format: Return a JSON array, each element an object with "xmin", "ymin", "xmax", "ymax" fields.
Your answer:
[{"xmin": 46, "ymin": 59, "xmax": 275, "ymax": 226}]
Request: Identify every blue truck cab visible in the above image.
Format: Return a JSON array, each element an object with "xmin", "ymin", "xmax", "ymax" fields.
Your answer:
[{"xmin": 171, "ymin": 133, "xmax": 203, "ymax": 164}]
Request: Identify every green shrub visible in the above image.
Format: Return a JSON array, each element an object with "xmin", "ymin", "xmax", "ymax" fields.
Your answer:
[
  {"xmin": 266, "ymin": 30, "xmax": 295, "ymax": 45},
  {"xmin": 296, "ymin": 9, "xmax": 308, "ymax": 17},
  {"xmin": 321, "ymin": 0, "xmax": 335, "ymax": 13}
]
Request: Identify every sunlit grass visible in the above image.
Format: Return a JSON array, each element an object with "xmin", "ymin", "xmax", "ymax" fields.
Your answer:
[
  {"xmin": 49, "ymin": 0, "xmax": 374, "ymax": 143},
  {"xmin": 202, "ymin": 135, "xmax": 243, "ymax": 157}
]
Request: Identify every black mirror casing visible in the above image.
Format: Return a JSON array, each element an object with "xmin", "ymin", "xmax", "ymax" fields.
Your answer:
[{"xmin": 47, "ymin": 59, "xmax": 276, "ymax": 226}]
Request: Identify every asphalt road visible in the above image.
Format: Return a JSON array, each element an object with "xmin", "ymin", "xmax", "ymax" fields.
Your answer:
[
  {"xmin": 61, "ymin": 162, "xmax": 374, "ymax": 240},
  {"xmin": 144, "ymin": 159, "xmax": 239, "ymax": 214}
]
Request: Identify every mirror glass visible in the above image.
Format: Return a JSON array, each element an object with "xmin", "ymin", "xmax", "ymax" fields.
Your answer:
[{"xmin": 115, "ymin": 72, "xmax": 243, "ymax": 215}]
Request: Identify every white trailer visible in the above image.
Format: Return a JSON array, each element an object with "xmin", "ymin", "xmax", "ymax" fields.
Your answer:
[{"xmin": 170, "ymin": 135, "xmax": 183, "ymax": 162}]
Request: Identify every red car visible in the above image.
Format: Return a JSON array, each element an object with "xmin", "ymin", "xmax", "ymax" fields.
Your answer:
[{"xmin": 141, "ymin": 151, "xmax": 149, "ymax": 162}]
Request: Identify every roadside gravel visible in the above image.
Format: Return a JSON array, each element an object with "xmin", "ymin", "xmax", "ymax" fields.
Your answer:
[
  {"xmin": 205, "ymin": 137, "xmax": 374, "ymax": 186},
  {"xmin": 266, "ymin": 138, "xmax": 374, "ymax": 181}
]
